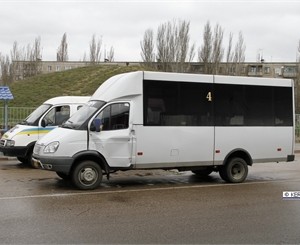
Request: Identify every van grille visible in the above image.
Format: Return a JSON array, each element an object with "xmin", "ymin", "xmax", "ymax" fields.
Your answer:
[{"xmin": 0, "ymin": 139, "xmax": 6, "ymax": 147}]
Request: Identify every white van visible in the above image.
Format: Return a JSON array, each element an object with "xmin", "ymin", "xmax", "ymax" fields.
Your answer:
[
  {"xmin": 0, "ymin": 96, "xmax": 90, "ymax": 164},
  {"xmin": 33, "ymin": 71, "xmax": 295, "ymax": 190}
]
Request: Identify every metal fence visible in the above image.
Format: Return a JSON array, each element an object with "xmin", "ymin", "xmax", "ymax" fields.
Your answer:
[
  {"xmin": 296, "ymin": 114, "xmax": 300, "ymax": 139},
  {"xmin": 0, "ymin": 106, "xmax": 36, "ymax": 130}
]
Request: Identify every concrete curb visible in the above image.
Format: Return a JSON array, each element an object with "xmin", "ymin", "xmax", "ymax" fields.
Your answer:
[{"xmin": 0, "ymin": 156, "xmax": 16, "ymax": 161}]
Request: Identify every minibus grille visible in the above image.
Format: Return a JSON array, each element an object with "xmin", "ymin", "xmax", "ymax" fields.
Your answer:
[{"xmin": 0, "ymin": 139, "xmax": 5, "ymax": 147}]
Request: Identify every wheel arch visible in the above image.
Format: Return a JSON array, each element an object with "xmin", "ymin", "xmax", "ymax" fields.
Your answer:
[
  {"xmin": 223, "ymin": 148, "xmax": 253, "ymax": 166},
  {"xmin": 70, "ymin": 150, "xmax": 110, "ymax": 175},
  {"xmin": 25, "ymin": 141, "xmax": 36, "ymax": 156}
]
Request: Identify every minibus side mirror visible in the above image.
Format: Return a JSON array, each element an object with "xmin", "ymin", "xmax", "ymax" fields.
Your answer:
[
  {"xmin": 41, "ymin": 119, "xmax": 47, "ymax": 128},
  {"xmin": 90, "ymin": 118, "xmax": 101, "ymax": 132}
]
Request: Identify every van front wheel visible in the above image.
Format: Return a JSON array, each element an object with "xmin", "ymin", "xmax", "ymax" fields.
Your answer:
[
  {"xmin": 219, "ymin": 157, "xmax": 248, "ymax": 183},
  {"xmin": 71, "ymin": 160, "xmax": 103, "ymax": 190}
]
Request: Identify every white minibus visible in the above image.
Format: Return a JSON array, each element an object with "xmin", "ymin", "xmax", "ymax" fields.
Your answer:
[
  {"xmin": 33, "ymin": 71, "xmax": 295, "ymax": 189},
  {"xmin": 0, "ymin": 96, "xmax": 90, "ymax": 165}
]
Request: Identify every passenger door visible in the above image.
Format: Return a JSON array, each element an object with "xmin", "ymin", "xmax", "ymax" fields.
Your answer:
[
  {"xmin": 89, "ymin": 102, "xmax": 134, "ymax": 168},
  {"xmin": 134, "ymin": 78, "xmax": 215, "ymax": 168},
  {"xmin": 39, "ymin": 105, "xmax": 70, "ymax": 139}
]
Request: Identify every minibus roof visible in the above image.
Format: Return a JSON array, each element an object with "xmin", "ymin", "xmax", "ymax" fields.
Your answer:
[{"xmin": 43, "ymin": 96, "xmax": 90, "ymax": 105}]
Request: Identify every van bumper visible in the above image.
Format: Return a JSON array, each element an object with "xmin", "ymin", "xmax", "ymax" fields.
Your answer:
[
  {"xmin": 0, "ymin": 145, "xmax": 28, "ymax": 157},
  {"xmin": 32, "ymin": 154, "xmax": 73, "ymax": 174},
  {"xmin": 287, "ymin": 154, "xmax": 295, "ymax": 162}
]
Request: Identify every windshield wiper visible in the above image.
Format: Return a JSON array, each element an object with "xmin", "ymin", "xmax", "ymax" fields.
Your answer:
[
  {"xmin": 61, "ymin": 124, "xmax": 73, "ymax": 129},
  {"xmin": 19, "ymin": 120, "xmax": 29, "ymax": 125}
]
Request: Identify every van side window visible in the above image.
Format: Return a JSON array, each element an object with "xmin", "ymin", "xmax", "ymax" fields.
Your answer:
[
  {"xmin": 143, "ymin": 80, "xmax": 213, "ymax": 126},
  {"xmin": 43, "ymin": 106, "xmax": 70, "ymax": 126},
  {"xmin": 96, "ymin": 103, "xmax": 130, "ymax": 131}
]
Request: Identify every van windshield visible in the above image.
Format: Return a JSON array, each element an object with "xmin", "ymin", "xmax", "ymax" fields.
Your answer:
[
  {"xmin": 20, "ymin": 104, "xmax": 52, "ymax": 126},
  {"xmin": 62, "ymin": 100, "xmax": 106, "ymax": 130}
]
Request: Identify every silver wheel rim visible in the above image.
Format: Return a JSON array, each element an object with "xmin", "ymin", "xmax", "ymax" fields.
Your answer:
[
  {"xmin": 231, "ymin": 163, "xmax": 245, "ymax": 180},
  {"xmin": 78, "ymin": 167, "xmax": 98, "ymax": 186}
]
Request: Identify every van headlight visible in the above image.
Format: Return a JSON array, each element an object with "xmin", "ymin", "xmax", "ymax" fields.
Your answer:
[
  {"xmin": 44, "ymin": 141, "xmax": 60, "ymax": 153},
  {"xmin": 5, "ymin": 140, "xmax": 15, "ymax": 147}
]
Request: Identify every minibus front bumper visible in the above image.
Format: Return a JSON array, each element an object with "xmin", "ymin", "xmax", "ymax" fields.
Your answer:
[
  {"xmin": 0, "ymin": 145, "xmax": 28, "ymax": 157},
  {"xmin": 32, "ymin": 154, "xmax": 73, "ymax": 174}
]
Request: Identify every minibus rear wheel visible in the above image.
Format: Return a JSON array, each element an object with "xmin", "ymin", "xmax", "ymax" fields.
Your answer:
[
  {"xmin": 71, "ymin": 160, "xmax": 103, "ymax": 190},
  {"xmin": 219, "ymin": 157, "xmax": 248, "ymax": 183}
]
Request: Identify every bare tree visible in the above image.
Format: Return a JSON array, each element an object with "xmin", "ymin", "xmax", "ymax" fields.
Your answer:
[
  {"xmin": 198, "ymin": 22, "xmax": 224, "ymax": 74},
  {"xmin": 81, "ymin": 52, "xmax": 87, "ymax": 62},
  {"xmin": 89, "ymin": 34, "xmax": 102, "ymax": 64},
  {"xmin": 211, "ymin": 24, "xmax": 224, "ymax": 74},
  {"xmin": 233, "ymin": 31, "xmax": 246, "ymax": 75},
  {"xmin": 0, "ymin": 54, "xmax": 12, "ymax": 85},
  {"xmin": 156, "ymin": 21, "xmax": 172, "ymax": 71},
  {"xmin": 106, "ymin": 46, "xmax": 115, "ymax": 62},
  {"xmin": 10, "ymin": 41, "xmax": 21, "ymax": 80},
  {"xmin": 33, "ymin": 36, "xmax": 42, "ymax": 61},
  {"xmin": 175, "ymin": 20, "xmax": 194, "ymax": 72},
  {"xmin": 57, "ymin": 33, "xmax": 68, "ymax": 62},
  {"xmin": 140, "ymin": 28, "xmax": 155, "ymax": 68},
  {"xmin": 225, "ymin": 32, "xmax": 234, "ymax": 75},
  {"xmin": 24, "ymin": 36, "xmax": 42, "ymax": 77},
  {"xmin": 10, "ymin": 37, "xmax": 43, "ymax": 79},
  {"xmin": 198, "ymin": 21, "xmax": 212, "ymax": 74},
  {"xmin": 156, "ymin": 19, "xmax": 194, "ymax": 72},
  {"xmin": 11, "ymin": 41, "xmax": 21, "ymax": 61}
]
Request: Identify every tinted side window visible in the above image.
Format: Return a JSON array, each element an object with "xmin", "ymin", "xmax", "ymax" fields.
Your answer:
[
  {"xmin": 274, "ymin": 87, "xmax": 293, "ymax": 126},
  {"xmin": 214, "ymin": 84, "xmax": 293, "ymax": 126},
  {"xmin": 96, "ymin": 103, "xmax": 130, "ymax": 131},
  {"xmin": 214, "ymin": 84, "xmax": 246, "ymax": 126},
  {"xmin": 245, "ymin": 85, "xmax": 273, "ymax": 126},
  {"xmin": 144, "ymin": 80, "xmax": 213, "ymax": 126}
]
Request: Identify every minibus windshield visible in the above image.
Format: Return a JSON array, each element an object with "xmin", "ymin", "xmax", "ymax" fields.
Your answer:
[
  {"xmin": 20, "ymin": 104, "xmax": 52, "ymax": 126},
  {"xmin": 62, "ymin": 100, "xmax": 106, "ymax": 130}
]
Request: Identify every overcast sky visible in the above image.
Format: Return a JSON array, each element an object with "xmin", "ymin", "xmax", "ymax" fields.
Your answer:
[{"xmin": 1, "ymin": 0, "xmax": 300, "ymax": 62}]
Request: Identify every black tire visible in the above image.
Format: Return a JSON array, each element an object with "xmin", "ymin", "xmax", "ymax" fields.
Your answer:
[
  {"xmin": 18, "ymin": 150, "xmax": 33, "ymax": 166},
  {"xmin": 219, "ymin": 157, "xmax": 248, "ymax": 183},
  {"xmin": 27, "ymin": 150, "xmax": 34, "ymax": 167},
  {"xmin": 17, "ymin": 157, "xmax": 27, "ymax": 164},
  {"xmin": 56, "ymin": 172, "xmax": 70, "ymax": 180},
  {"xmin": 192, "ymin": 167, "xmax": 213, "ymax": 176},
  {"xmin": 71, "ymin": 160, "xmax": 103, "ymax": 190}
]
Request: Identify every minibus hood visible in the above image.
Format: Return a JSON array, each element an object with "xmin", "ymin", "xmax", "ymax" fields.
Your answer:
[
  {"xmin": 36, "ymin": 127, "xmax": 76, "ymax": 145},
  {"xmin": 2, "ymin": 125, "xmax": 29, "ymax": 140}
]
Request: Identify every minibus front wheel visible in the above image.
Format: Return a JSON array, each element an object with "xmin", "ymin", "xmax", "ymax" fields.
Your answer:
[{"xmin": 72, "ymin": 160, "xmax": 103, "ymax": 190}]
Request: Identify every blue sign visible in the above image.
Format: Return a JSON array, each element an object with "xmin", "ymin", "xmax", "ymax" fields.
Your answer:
[{"xmin": 0, "ymin": 86, "xmax": 14, "ymax": 100}]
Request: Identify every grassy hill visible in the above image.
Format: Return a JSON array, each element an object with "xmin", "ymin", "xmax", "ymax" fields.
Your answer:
[{"xmin": 8, "ymin": 64, "xmax": 143, "ymax": 107}]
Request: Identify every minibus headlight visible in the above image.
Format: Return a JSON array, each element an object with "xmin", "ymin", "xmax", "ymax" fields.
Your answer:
[
  {"xmin": 5, "ymin": 140, "xmax": 15, "ymax": 147},
  {"xmin": 44, "ymin": 141, "xmax": 60, "ymax": 153}
]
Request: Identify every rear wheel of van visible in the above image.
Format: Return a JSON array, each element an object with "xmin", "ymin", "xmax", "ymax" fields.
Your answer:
[
  {"xmin": 219, "ymin": 157, "xmax": 248, "ymax": 183},
  {"xmin": 71, "ymin": 160, "xmax": 103, "ymax": 190}
]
